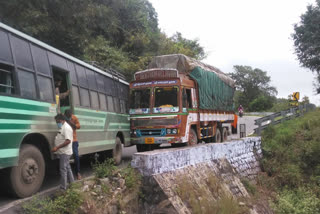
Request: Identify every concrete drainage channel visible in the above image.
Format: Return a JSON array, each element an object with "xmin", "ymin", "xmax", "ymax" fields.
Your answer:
[{"xmin": 131, "ymin": 137, "xmax": 270, "ymax": 214}]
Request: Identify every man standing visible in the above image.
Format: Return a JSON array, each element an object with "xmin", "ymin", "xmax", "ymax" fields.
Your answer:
[
  {"xmin": 52, "ymin": 114, "xmax": 74, "ymax": 190},
  {"xmin": 64, "ymin": 109, "xmax": 81, "ymax": 180}
]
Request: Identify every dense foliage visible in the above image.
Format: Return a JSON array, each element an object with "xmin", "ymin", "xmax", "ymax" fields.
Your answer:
[
  {"xmin": 261, "ymin": 108, "xmax": 320, "ymax": 213},
  {"xmin": 229, "ymin": 65, "xmax": 277, "ymax": 112},
  {"xmin": 293, "ymin": 0, "xmax": 320, "ymax": 93},
  {"xmin": 0, "ymin": 0, "xmax": 205, "ymax": 80}
]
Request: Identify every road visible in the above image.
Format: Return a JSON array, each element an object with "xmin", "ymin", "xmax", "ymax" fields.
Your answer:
[{"xmin": 0, "ymin": 116, "xmax": 259, "ymax": 213}]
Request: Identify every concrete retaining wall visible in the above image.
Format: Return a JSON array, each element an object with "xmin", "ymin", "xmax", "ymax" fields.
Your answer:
[
  {"xmin": 132, "ymin": 137, "xmax": 262, "ymax": 180},
  {"xmin": 131, "ymin": 137, "xmax": 270, "ymax": 214}
]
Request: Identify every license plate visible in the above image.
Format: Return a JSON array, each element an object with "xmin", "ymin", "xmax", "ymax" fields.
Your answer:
[{"xmin": 145, "ymin": 137, "xmax": 155, "ymax": 144}]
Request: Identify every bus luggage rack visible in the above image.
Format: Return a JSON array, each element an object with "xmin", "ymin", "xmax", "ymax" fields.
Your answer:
[{"xmin": 87, "ymin": 61, "xmax": 126, "ymax": 81}]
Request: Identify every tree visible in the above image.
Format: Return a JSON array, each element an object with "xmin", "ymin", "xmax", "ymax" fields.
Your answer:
[
  {"xmin": 229, "ymin": 66, "xmax": 277, "ymax": 111},
  {"xmin": 292, "ymin": 0, "xmax": 320, "ymax": 93},
  {"xmin": 0, "ymin": 0, "xmax": 206, "ymax": 80}
]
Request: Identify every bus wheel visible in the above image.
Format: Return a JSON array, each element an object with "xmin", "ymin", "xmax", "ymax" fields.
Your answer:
[
  {"xmin": 214, "ymin": 128, "xmax": 221, "ymax": 143},
  {"xmin": 9, "ymin": 144, "xmax": 45, "ymax": 198},
  {"xmin": 188, "ymin": 128, "xmax": 198, "ymax": 146},
  {"xmin": 113, "ymin": 137, "xmax": 122, "ymax": 165},
  {"xmin": 222, "ymin": 128, "xmax": 228, "ymax": 142}
]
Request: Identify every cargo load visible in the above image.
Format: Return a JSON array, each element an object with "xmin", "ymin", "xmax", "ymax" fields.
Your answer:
[{"xmin": 148, "ymin": 54, "xmax": 235, "ymax": 111}]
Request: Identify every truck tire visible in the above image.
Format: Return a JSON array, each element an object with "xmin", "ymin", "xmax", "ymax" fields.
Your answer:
[
  {"xmin": 113, "ymin": 137, "xmax": 122, "ymax": 165},
  {"xmin": 214, "ymin": 128, "xmax": 221, "ymax": 143},
  {"xmin": 188, "ymin": 128, "xmax": 198, "ymax": 146},
  {"xmin": 8, "ymin": 144, "xmax": 45, "ymax": 198},
  {"xmin": 222, "ymin": 127, "xmax": 228, "ymax": 142}
]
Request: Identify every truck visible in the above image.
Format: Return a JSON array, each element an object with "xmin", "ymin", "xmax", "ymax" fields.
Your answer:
[{"xmin": 129, "ymin": 54, "xmax": 237, "ymax": 152}]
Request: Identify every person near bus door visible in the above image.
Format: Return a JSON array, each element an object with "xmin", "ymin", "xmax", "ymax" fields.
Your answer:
[
  {"xmin": 65, "ymin": 109, "xmax": 82, "ymax": 180},
  {"xmin": 52, "ymin": 114, "xmax": 74, "ymax": 190},
  {"xmin": 54, "ymin": 76, "xmax": 70, "ymax": 112}
]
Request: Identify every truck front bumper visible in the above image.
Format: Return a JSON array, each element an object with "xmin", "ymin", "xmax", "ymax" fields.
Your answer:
[{"xmin": 131, "ymin": 136, "xmax": 182, "ymax": 145}]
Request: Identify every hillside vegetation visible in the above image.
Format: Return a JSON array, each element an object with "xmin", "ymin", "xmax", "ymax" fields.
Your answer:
[{"xmin": 261, "ymin": 108, "xmax": 320, "ymax": 213}]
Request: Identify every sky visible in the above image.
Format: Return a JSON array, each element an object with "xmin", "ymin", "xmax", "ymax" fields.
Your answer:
[{"xmin": 149, "ymin": 0, "xmax": 320, "ymax": 106}]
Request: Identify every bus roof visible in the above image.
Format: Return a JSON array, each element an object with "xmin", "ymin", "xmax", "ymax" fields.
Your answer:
[{"xmin": 0, "ymin": 22, "xmax": 129, "ymax": 85}]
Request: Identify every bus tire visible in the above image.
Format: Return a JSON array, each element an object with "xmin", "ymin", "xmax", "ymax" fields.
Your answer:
[
  {"xmin": 188, "ymin": 128, "xmax": 198, "ymax": 146},
  {"xmin": 214, "ymin": 128, "xmax": 221, "ymax": 143},
  {"xmin": 113, "ymin": 137, "xmax": 122, "ymax": 165},
  {"xmin": 222, "ymin": 127, "xmax": 228, "ymax": 142},
  {"xmin": 9, "ymin": 144, "xmax": 45, "ymax": 198}
]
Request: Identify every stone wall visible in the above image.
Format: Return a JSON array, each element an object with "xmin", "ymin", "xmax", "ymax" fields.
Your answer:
[{"xmin": 131, "ymin": 137, "xmax": 272, "ymax": 214}]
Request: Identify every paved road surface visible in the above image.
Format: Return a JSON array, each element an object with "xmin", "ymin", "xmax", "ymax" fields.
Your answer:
[{"xmin": 0, "ymin": 116, "xmax": 259, "ymax": 213}]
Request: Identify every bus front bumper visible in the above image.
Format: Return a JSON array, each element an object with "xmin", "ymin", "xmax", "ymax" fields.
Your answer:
[{"xmin": 131, "ymin": 136, "xmax": 182, "ymax": 145}]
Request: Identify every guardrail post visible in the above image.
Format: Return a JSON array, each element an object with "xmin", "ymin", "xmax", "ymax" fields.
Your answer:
[
  {"xmin": 255, "ymin": 119, "xmax": 262, "ymax": 135},
  {"xmin": 270, "ymin": 114, "xmax": 274, "ymax": 125},
  {"xmin": 281, "ymin": 110, "xmax": 286, "ymax": 122},
  {"xmin": 299, "ymin": 105, "xmax": 303, "ymax": 116}
]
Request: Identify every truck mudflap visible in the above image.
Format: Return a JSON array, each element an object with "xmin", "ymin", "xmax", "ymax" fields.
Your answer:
[{"xmin": 131, "ymin": 136, "xmax": 183, "ymax": 145}]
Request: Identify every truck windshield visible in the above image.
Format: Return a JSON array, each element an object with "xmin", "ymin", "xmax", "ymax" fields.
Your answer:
[
  {"xmin": 130, "ymin": 89, "xmax": 150, "ymax": 109},
  {"xmin": 154, "ymin": 87, "xmax": 179, "ymax": 113}
]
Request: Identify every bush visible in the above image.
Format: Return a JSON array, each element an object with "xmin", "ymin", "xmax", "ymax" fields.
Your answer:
[
  {"xmin": 272, "ymin": 187, "xmax": 320, "ymax": 214},
  {"xmin": 92, "ymin": 159, "xmax": 117, "ymax": 178},
  {"xmin": 23, "ymin": 184, "xmax": 83, "ymax": 214}
]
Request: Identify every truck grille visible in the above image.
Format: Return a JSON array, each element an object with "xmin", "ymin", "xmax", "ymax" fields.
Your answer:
[{"xmin": 138, "ymin": 129, "xmax": 165, "ymax": 136}]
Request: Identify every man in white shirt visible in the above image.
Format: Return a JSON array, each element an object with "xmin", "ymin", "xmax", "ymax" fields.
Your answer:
[{"xmin": 52, "ymin": 114, "xmax": 74, "ymax": 190}]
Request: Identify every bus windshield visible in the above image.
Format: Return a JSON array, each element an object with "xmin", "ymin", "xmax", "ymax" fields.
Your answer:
[
  {"xmin": 153, "ymin": 87, "xmax": 179, "ymax": 113},
  {"xmin": 130, "ymin": 89, "xmax": 151, "ymax": 113}
]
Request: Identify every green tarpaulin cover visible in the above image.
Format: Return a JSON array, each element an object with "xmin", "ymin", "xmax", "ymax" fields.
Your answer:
[{"xmin": 148, "ymin": 54, "xmax": 235, "ymax": 111}]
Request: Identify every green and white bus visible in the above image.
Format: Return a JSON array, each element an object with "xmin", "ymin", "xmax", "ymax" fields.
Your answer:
[{"xmin": 0, "ymin": 22, "xmax": 130, "ymax": 198}]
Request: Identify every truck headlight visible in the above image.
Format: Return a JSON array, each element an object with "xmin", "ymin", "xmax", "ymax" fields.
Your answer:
[
  {"xmin": 172, "ymin": 129, "xmax": 177, "ymax": 134},
  {"xmin": 166, "ymin": 129, "xmax": 171, "ymax": 134}
]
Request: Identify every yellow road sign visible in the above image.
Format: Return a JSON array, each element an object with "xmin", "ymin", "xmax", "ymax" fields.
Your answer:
[{"xmin": 293, "ymin": 92, "xmax": 300, "ymax": 101}]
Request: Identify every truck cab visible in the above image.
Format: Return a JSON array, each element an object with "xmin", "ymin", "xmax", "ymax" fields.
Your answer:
[{"xmin": 130, "ymin": 69, "xmax": 199, "ymax": 152}]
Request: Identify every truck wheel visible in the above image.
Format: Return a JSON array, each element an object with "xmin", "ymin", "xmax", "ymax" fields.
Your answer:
[
  {"xmin": 113, "ymin": 137, "xmax": 122, "ymax": 165},
  {"xmin": 214, "ymin": 128, "xmax": 221, "ymax": 143},
  {"xmin": 9, "ymin": 144, "xmax": 45, "ymax": 198},
  {"xmin": 222, "ymin": 128, "xmax": 228, "ymax": 142},
  {"xmin": 188, "ymin": 128, "xmax": 198, "ymax": 146}
]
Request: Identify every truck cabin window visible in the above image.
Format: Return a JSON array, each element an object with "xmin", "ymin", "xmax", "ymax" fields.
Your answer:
[
  {"xmin": 154, "ymin": 87, "xmax": 178, "ymax": 108},
  {"xmin": 130, "ymin": 89, "xmax": 150, "ymax": 109},
  {"xmin": 0, "ymin": 64, "xmax": 14, "ymax": 94}
]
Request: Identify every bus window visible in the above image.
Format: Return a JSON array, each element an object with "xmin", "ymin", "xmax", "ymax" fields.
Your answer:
[
  {"xmin": 0, "ymin": 30, "xmax": 13, "ymax": 62},
  {"xmin": 72, "ymin": 86, "xmax": 80, "ymax": 106},
  {"xmin": 32, "ymin": 45, "xmax": 51, "ymax": 76},
  {"xmin": 0, "ymin": 64, "xmax": 14, "ymax": 94},
  {"xmin": 107, "ymin": 95, "xmax": 114, "ymax": 112},
  {"xmin": 114, "ymin": 97, "xmax": 120, "ymax": 112},
  {"xmin": 11, "ymin": 36, "xmax": 33, "ymax": 70},
  {"xmin": 80, "ymin": 88, "xmax": 90, "ymax": 107},
  {"xmin": 18, "ymin": 69, "xmax": 37, "ymax": 99},
  {"xmin": 90, "ymin": 91, "xmax": 99, "ymax": 109},
  {"xmin": 38, "ymin": 75, "xmax": 54, "ymax": 102},
  {"xmin": 86, "ymin": 69, "xmax": 98, "ymax": 91},
  {"xmin": 99, "ymin": 93, "xmax": 107, "ymax": 110}
]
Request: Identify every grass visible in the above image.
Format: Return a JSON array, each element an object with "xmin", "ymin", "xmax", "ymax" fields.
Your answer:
[
  {"xmin": 92, "ymin": 158, "xmax": 117, "ymax": 178},
  {"xmin": 22, "ymin": 183, "xmax": 83, "ymax": 214},
  {"xmin": 261, "ymin": 108, "xmax": 320, "ymax": 213},
  {"xmin": 176, "ymin": 174, "xmax": 248, "ymax": 214}
]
